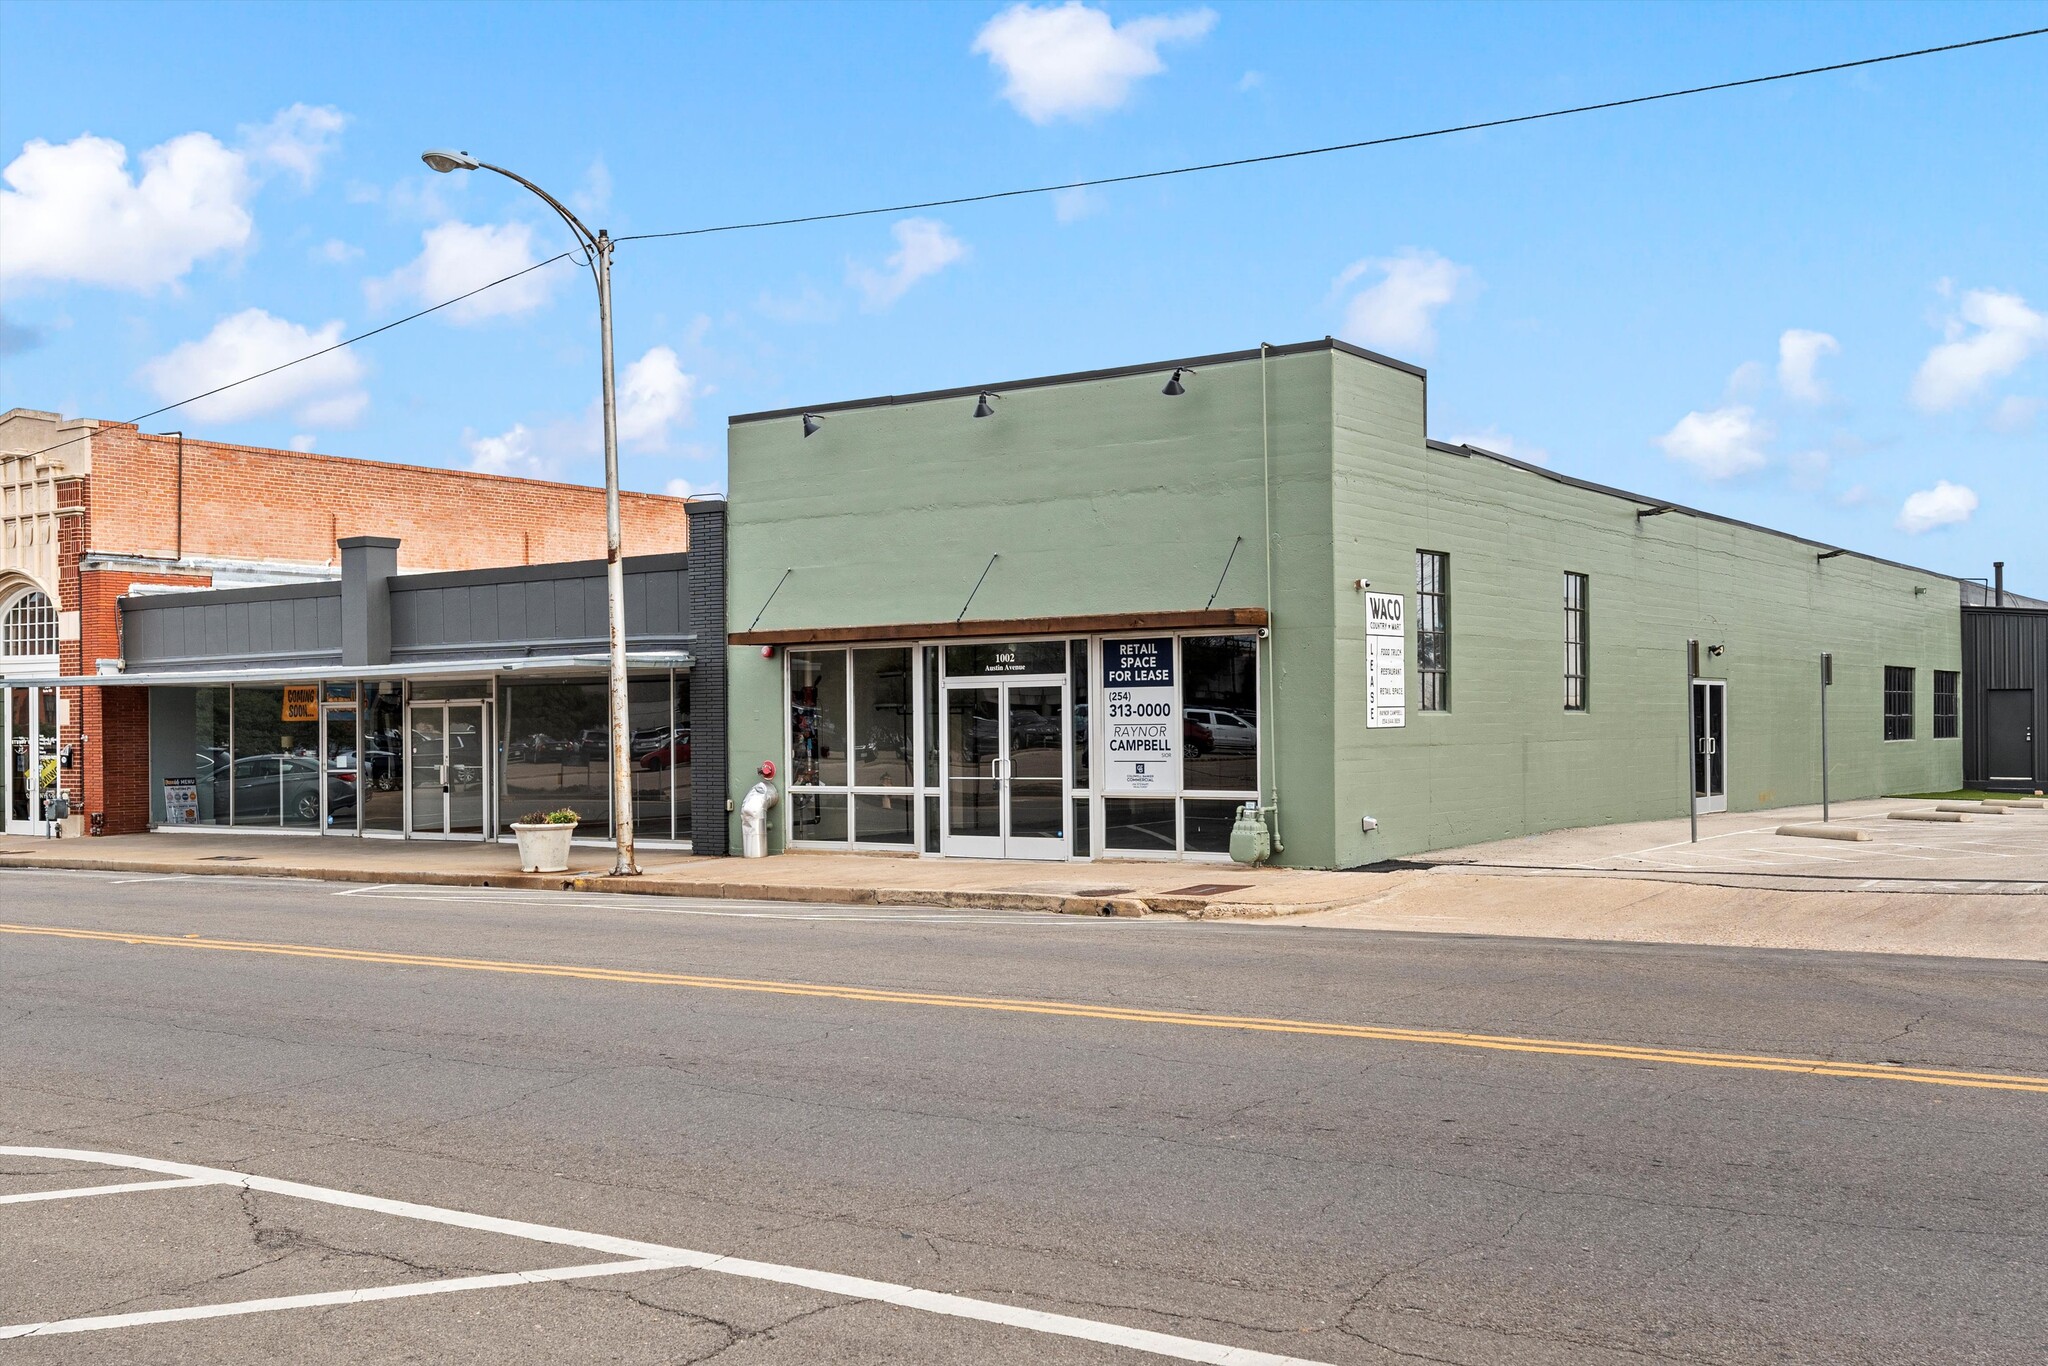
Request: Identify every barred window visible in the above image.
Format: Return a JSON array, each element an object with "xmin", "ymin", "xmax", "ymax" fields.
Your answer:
[
  {"xmin": 2, "ymin": 590, "xmax": 58, "ymax": 657},
  {"xmin": 1563, "ymin": 573, "xmax": 1589, "ymax": 711},
  {"xmin": 1884, "ymin": 666, "xmax": 1915, "ymax": 741},
  {"xmin": 1933, "ymin": 670, "xmax": 1958, "ymax": 739},
  {"xmin": 1416, "ymin": 550, "xmax": 1449, "ymax": 711}
]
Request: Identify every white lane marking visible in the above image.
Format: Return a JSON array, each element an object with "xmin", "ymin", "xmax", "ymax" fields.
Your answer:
[
  {"xmin": 0, "ymin": 1176, "xmax": 216, "ymax": 1206},
  {"xmin": 108, "ymin": 877, "xmax": 198, "ymax": 885},
  {"xmin": 0, "ymin": 1259, "xmax": 683, "ymax": 1339},
  {"xmin": 0, "ymin": 1148, "xmax": 1328, "ymax": 1365}
]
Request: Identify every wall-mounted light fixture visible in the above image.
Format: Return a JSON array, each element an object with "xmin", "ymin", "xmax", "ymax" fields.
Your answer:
[
  {"xmin": 972, "ymin": 391, "xmax": 1000, "ymax": 418},
  {"xmin": 1162, "ymin": 366, "xmax": 1195, "ymax": 396},
  {"xmin": 801, "ymin": 413, "xmax": 823, "ymax": 438}
]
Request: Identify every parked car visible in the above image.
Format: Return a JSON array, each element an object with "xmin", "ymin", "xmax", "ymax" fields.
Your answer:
[
  {"xmin": 638, "ymin": 731, "xmax": 691, "ymax": 770},
  {"xmin": 1185, "ymin": 708, "xmax": 1256, "ymax": 754},
  {"xmin": 1183, "ymin": 715, "xmax": 1213, "ymax": 758},
  {"xmin": 227, "ymin": 753, "xmax": 356, "ymax": 824}
]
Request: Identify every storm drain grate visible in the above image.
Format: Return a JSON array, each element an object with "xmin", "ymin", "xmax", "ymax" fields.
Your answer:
[{"xmin": 1159, "ymin": 883, "xmax": 1254, "ymax": 897}]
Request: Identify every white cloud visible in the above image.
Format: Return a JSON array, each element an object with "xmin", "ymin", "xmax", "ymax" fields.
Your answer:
[
  {"xmin": 137, "ymin": 308, "xmax": 367, "ymax": 426},
  {"xmin": 972, "ymin": 2, "xmax": 1216, "ymax": 123},
  {"xmin": 1776, "ymin": 329, "xmax": 1839, "ymax": 403},
  {"xmin": 848, "ymin": 217, "xmax": 967, "ymax": 311},
  {"xmin": 1237, "ymin": 70, "xmax": 1264, "ymax": 92},
  {"xmin": 313, "ymin": 238, "xmax": 362, "ymax": 264},
  {"xmin": 464, "ymin": 423, "xmax": 556, "ymax": 479},
  {"xmin": 1989, "ymin": 394, "xmax": 2041, "ymax": 433},
  {"xmin": 1837, "ymin": 484, "xmax": 1874, "ymax": 507},
  {"xmin": 367, "ymin": 220, "xmax": 559, "ymax": 322},
  {"xmin": 1449, "ymin": 426, "xmax": 1549, "ymax": 466},
  {"xmin": 570, "ymin": 158, "xmax": 612, "ymax": 218},
  {"xmin": 1, "ymin": 131, "xmax": 252, "ymax": 291},
  {"xmin": 663, "ymin": 477, "xmax": 722, "ymax": 499},
  {"xmin": 289, "ymin": 434, "xmax": 319, "ymax": 452},
  {"xmin": 1051, "ymin": 186, "xmax": 1101, "ymax": 223},
  {"xmin": 240, "ymin": 104, "xmax": 347, "ymax": 188},
  {"xmin": 0, "ymin": 104, "xmax": 350, "ymax": 293},
  {"xmin": 617, "ymin": 346, "xmax": 699, "ymax": 451},
  {"xmin": 1334, "ymin": 249, "xmax": 1469, "ymax": 357},
  {"xmin": 1911, "ymin": 287, "xmax": 2047, "ymax": 411},
  {"xmin": 1654, "ymin": 405, "xmax": 1771, "ymax": 479},
  {"xmin": 756, "ymin": 284, "xmax": 839, "ymax": 325},
  {"xmin": 1895, "ymin": 480, "xmax": 1978, "ymax": 534},
  {"xmin": 1786, "ymin": 448, "xmax": 1831, "ymax": 492}
]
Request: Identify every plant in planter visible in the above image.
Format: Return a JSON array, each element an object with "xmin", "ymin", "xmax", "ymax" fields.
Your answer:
[{"xmin": 511, "ymin": 807, "xmax": 580, "ymax": 873}]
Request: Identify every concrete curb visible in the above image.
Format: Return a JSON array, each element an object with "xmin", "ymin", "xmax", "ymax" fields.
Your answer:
[{"xmin": 0, "ymin": 852, "xmax": 1234, "ymax": 919}]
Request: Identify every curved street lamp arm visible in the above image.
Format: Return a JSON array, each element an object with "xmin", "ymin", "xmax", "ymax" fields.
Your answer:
[{"xmin": 477, "ymin": 161, "xmax": 604, "ymax": 284}]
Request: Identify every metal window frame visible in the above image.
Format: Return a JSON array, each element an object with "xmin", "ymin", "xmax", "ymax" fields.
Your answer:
[
  {"xmin": 1416, "ymin": 550, "xmax": 1450, "ymax": 713},
  {"xmin": 1932, "ymin": 670, "xmax": 1959, "ymax": 740},
  {"xmin": 1563, "ymin": 572, "xmax": 1590, "ymax": 712},
  {"xmin": 1883, "ymin": 665, "xmax": 1915, "ymax": 742}
]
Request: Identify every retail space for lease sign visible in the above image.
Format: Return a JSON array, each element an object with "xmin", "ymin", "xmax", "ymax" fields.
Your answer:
[
  {"xmin": 1365, "ymin": 592, "xmax": 1406, "ymax": 728},
  {"xmin": 1103, "ymin": 636, "xmax": 1180, "ymax": 793}
]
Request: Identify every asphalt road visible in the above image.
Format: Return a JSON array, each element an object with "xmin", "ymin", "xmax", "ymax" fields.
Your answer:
[{"xmin": 2, "ymin": 867, "xmax": 2043, "ymax": 1364}]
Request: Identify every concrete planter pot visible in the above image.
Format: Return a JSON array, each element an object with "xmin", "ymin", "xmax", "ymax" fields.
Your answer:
[{"xmin": 511, "ymin": 822, "xmax": 577, "ymax": 873}]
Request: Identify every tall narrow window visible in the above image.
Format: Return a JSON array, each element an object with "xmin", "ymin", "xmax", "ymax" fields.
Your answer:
[
  {"xmin": 1416, "ymin": 551, "xmax": 1449, "ymax": 712},
  {"xmin": 1933, "ymin": 671, "xmax": 1958, "ymax": 739},
  {"xmin": 1563, "ymin": 572, "xmax": 1589, "ymax": 711},
  {"xmin": 1884, "ymin": 666, "xmax": 1915, "ymax": 741}
]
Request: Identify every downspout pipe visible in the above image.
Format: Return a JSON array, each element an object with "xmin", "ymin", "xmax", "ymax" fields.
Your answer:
[{"xmin": 1260, "ymin": 343, "xmax": 1282, "ymax": 853}]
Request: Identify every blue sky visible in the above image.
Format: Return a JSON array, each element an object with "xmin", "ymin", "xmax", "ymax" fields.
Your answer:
[{"xmin": 3, "ymin": 1, "xmax": 2044, "ymax": 587}]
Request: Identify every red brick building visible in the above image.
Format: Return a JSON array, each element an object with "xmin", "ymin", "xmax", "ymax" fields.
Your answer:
[{"xmin": 1, "ymin": 408, "xmax": 694, "ymax": 837}]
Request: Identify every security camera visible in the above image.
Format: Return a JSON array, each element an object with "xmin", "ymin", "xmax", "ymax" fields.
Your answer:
[
  {"xmin": 1353, "ymin": 578, "xmax": 1371, "ymax": 591},
  {"xmin": 1256, "ymin": 626, "xmax": 1270, "ymax": 639}
]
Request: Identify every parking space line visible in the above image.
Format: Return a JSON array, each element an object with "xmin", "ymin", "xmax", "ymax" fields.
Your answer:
[
  {"xmin": 0, "ymin": 1258, "xmax": 686, "ymax": 1339},
  {"xmin": 0, "ymin": 1176, "xmax": 217, "ymax": 1206},
  {"xmin": 0, "ymin": 1148, "xmax": 1331, "ymax": 1364}
]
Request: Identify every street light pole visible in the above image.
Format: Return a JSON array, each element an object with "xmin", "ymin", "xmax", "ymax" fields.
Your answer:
[{"xmin": 422, "ymin": 149, "xmax": 637, "ymax": 875}]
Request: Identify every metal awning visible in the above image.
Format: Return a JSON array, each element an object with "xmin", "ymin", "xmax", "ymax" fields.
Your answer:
[{"xmin": 4, "ymin": 651, "xmax": 695, "ymax": 688}]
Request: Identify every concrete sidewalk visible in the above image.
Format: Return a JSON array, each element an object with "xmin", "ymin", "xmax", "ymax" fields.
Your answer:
[
  {"xmin": 5, "ymin": 796, "xmax": 2044, "ymax": 958},
  {"xmin": 0, "ymin": 832, "xmax": 1381, "ymax": 919}
]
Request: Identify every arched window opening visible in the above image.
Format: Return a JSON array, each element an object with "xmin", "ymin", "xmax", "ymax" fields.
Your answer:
[{"xmin": 2, "ymin": 590, "xmax": 59, "ymax": 658}]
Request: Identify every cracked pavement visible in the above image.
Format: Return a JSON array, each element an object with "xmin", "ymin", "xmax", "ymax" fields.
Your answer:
[{"xmin": 1, "ymin": 867, "xmax": 2043, "ymax": 1363}]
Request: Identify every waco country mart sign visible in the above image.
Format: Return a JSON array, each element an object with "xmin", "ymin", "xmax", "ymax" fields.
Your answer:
[
  {"xmin": 1365, "ymin": 592, "xmax": 1406, "ymax": 728},
  {"xmin": 1103, "ymin": 637, "xmax": 1179, "ymax": 794}
]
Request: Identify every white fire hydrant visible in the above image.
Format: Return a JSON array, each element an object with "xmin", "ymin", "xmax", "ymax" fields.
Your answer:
[{"xmin": 740, "ymin": 780, "xmax": 779, "ymax": 858}]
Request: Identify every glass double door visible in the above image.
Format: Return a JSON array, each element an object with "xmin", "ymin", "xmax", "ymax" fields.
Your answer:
[
  {"xmin": 943, "ymin": 677, "xmax": 1066, "ymax": 859},
  {"xmin": 1691, "ymin": 679, "xmax": 1727, "ymax": 815},
  {"xmin": 406, "ymin": 701, "xmax": 489, "ymax": 839},
  {"xmin": 4, "ymin": 685, "xmax": 58, "ymax": 836}
]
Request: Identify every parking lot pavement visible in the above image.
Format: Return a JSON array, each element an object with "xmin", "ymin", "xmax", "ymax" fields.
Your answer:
[
  {"xmin": 0, "ymin": 1147, "xmax": 1329, "ymax": 1365},
  {"xmin": 1421, "ymin": 797, "xmax": 2048, "ymax": 890}
]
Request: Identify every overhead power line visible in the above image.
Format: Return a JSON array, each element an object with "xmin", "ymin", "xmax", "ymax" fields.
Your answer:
[
  {"xmin": 615, "ymin": 26, "xmax": 2047, "ymax": 243},
  {"xmin": 11, "ymin": 25, "xmax": 2041, "ymax": 465},
  {"xmin": 13, "ymin": 252, "xmax": 576, "ymax": 462}
]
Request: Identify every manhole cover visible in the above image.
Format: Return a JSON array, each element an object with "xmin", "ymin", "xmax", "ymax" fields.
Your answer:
[
  {"xmin": 1160, "ymin": 883, "xmax": 1253, "ymax": 897},
  {"xmin": 199, "ymin": 855, "xmax": 258, "ymax": 862}
]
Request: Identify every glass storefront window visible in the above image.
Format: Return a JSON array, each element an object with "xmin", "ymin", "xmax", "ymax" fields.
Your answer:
[
  {"xmin": 1103, "ymin": 797, "xmax": 1176, "ymax": 852},
  {"xmin": 1182, "ymin": 799, "xmax": 1243, "ymax": 855},
  {"xmin": 361, "ymin": 683, "xmax": 404, "ymax": 832},
  {"xmin": 500, "ymin": 681, "xmax": 610, "ymax": 831},
  {"xmin": 191, "ymin": 685, "xmax": 231, "ymax": 826},
  {"xmin": 853, "ymin": 792, "xmax": 915, "ymax": 845},
  {"xmin": 1069, "ymin": 638, "xmax": 1089, "ymax": 792},
  {"xmin": 852, "ymin": 648, "xmax": 913, "ymax": 787},
  {"xmin": 790, "ymin": 791, "xmax": 847, "ymax": 842},
  {"xmin": 1182, "ymin": 634, "xmax": 1259, "ymax": 794},
  {"xmin": 230, "ymin": 686, "xmax": 320, "ymax": 828},
  {"xmin": 629, "ymin": 676, "xmax": 674, "ymax": 841},
  {"xmin": 789, "ymin": 650, "xmax": 848, "ymax": 788},
  {"xmin": 922, "ymin": 647, "xmax": 939, "ymax": 788}
]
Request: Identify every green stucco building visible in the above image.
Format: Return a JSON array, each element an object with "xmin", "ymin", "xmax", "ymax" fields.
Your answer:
[{"xmin": 723, "ymin": 338, "xmax": 1963, "ymax": 868}]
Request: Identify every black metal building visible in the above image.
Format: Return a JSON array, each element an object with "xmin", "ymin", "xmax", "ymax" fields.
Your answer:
[{"xmin": 1961, "ymin": 604, "xmax": 2046, "ymax": 793}]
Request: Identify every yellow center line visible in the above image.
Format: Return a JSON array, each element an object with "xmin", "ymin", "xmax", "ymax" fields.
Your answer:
[{"xmin": 7, "ymin": 921, "xmax": 2044, "ymax": 1094}]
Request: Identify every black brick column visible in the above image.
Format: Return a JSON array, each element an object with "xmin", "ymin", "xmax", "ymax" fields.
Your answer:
[{"xmin": 685, "ymin": 500, "xmax": 730, "ymax": 855}]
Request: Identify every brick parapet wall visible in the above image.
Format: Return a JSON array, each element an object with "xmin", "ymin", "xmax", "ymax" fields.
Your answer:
[{"xmin": 87, "ymin": 424, "xmax": 693, "ymax": 570}]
